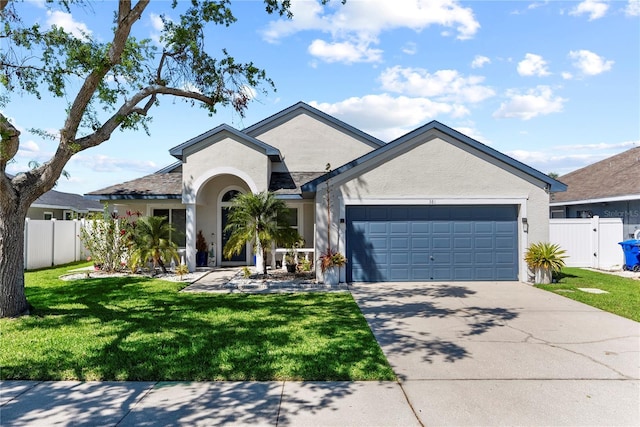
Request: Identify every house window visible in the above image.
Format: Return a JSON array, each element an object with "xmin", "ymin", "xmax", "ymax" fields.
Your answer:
[
  {"xmin": 286, "ymin": 208, "xmax": 298, "ymax": 231},
  {"xmin": 44, "ymin": 212, "xmax": 53, "ymax": 220},
  {"xmin": 550, "ymin": 209, "xmax": 565, "ymax": 219},
  {"xmin": 64, "ymin": 210, "xmax": 73, "ymax": 220},
  {"xmin": 153, "ymin": 208, "xmax": 186, "ymax": 247},
  {"xmin": 222, "ymin": 190, "xmax": 241, "ymax": 202}
]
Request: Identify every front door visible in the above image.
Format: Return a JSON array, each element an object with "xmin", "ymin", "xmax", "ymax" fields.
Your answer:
[{"xmin": 221, "ymin": 206, "xmax": 247, "ymax": 263}]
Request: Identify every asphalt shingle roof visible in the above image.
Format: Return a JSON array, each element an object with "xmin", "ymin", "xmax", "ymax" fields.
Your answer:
[
  {"xmin": 551, "ymin": 147, "xmax": 640, "ymax": 203},
  {"xmin": 86, "ymin": 170, "xmax": 325, "ymax": 199},
  {"xmin": 34, "ymin": 189, "xmax": 103, "ymax": 212},
  {"xmin": 86, "ymin": 172, "xmax": 182, "ymax": 199}
]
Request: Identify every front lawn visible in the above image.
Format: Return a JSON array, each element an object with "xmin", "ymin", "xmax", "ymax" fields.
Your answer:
[
  {"xmin": 536, "ymin": 267, "xmax": 640, "ymax": 322},
  {"xmin": 0, "ymin": 263, "xmax": 395, "ymax": 381}
]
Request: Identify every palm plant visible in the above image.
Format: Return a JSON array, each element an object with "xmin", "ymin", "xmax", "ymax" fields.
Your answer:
[
  {"xmin": 129, "ymin": 216, "xmax": 180, "ymax": 274},
  {"xmin": 524, "ymin": 242, "xmax": 567, "ymax": 284},
  {"xmin": 223, "ymin": 191, "xmax": 300, "ymax": 274}
]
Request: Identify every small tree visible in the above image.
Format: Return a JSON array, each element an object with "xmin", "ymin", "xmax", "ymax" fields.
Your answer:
[
  {"xmin": 128, "ymin": 216, "xmax": 179, "ymax": 274},
  {"xmin": 223, "ymin": 191, "xmax": 299, "ymax": 274}
]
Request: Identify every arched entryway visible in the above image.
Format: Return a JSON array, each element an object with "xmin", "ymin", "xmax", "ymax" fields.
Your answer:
[{"xmin": 218, "ymin": 187, "xmax": 248, "ymax": 265}]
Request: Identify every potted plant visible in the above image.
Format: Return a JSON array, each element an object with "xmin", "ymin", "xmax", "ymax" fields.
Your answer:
[
  {"xmin": 195, "ymin": 230, "xmax": 208, "ymax": 267},
  {"xmin": 319, "ymin": 249, "xmax": 347, "ymax": 285},
  {"xmin": 284, "ymin": 250, "xmax": 297, "ymax": 273},
  {"xmin": 319, "ymin": 163, "xmax": 347, "ymax": 285},
  {"xmin": 524, "ymin": 242, "xmax": 567, "ymax": 284}
]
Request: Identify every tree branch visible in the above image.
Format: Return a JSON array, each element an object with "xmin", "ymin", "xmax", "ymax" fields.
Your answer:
[{"xmin": 74, "ymin": 84, "xmax": 216, "ymax": 150}]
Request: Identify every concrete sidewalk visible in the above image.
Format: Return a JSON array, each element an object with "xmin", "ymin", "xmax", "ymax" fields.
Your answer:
[{"xmin": 0, "ymin": 380, "xmax": 418, "ymax": 426}]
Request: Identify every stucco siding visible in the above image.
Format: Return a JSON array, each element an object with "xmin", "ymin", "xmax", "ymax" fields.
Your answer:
[
  {"xmin": 253, "ymin": 113, "xmax": 376, "ymax": 172},
  {"xmin": 182, "ymin": 135, "xmax": 269, "ymax": 200}
]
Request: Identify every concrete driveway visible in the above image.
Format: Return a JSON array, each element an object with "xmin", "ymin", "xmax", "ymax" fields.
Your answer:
[{"xmin": 350, "ymin": 281, "xmax": 640, "ymax": 426}]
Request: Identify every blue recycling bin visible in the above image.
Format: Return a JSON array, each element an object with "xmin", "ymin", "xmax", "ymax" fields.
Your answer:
[{"xmin": 619, "ymin": 239, "xmax": 640, "ymax": 271}]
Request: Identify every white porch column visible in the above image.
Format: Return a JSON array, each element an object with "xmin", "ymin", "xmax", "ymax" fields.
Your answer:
[{"xmin": 186, "ymin": 203, "xmax": 196, "ymax": 272}]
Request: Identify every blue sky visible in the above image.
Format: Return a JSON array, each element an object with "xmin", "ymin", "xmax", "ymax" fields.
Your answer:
[{"xmin": 4, "ymin": 0, "xmax": 639, "ymax": 195}]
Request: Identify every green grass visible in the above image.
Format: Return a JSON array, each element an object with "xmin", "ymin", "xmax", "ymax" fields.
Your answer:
[
  {"xmin": 536, "ymin": 267, "xmax": 640, "ymax": 322},
  {"xmin": 0, "ymin": 262, "xmax": 395, "ymax": 381}
]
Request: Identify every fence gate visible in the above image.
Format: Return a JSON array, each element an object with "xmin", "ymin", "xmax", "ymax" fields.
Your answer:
[{"xmin": 550, "ymin": 216, "xmax": 623, "ymax": 270}]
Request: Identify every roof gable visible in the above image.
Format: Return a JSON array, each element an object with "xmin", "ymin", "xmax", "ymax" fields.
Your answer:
[
  {"xmin": 169, "ymin": 124, "xmax": 282, "ymax": 161},
  {"xmin": 551, "ymin": 146, "xmax": 640, "ymax": 204},
  {"xmin": 302, "ymin": 120, "xmax": 566, "ymax": 193},
  {"xmin": 243, "ymin": 101, "xmax": 385, "ymax": 150}
]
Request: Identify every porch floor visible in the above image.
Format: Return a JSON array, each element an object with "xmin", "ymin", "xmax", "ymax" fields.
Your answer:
[{"xmin": 182, "ymin": 267, "xmax": 349, "ymax": 293}]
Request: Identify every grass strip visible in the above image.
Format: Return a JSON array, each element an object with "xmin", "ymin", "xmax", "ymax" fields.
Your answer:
[{"xmin": 536, "ymin": 267, "xmax": 640, "ymax": 322}]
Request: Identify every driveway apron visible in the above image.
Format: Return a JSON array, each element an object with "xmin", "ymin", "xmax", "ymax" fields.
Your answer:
[{"xmin": 350, "ymin": 281, "xmax": 640, "ymax": 426}]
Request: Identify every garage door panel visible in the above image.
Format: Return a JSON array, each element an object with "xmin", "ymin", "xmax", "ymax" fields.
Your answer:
[
  {"xmin": 346, "ymin": 205, "xmax": 518, "ymax": 282},
  {"xmin": 411, "ymin": 252, "xmax": 429, "ymax": 265},
  {"xmin": 369, "ymin": 222, "xmax": 388, "ymax": 234},
  {"xmin": 390, "ymin": 268, "xmax": 410, "ymax": 280},
  {"xmin": 454, "ymin": 237, "xmax": 472, "ymax": 249},
  {"xmin": 390, "ymin": 238, "xmax": 409, "ymax": 249},
  {"xmin": 390, "ymin": 252, "xmax": 410, "ymax": 264},
  {"xmin": 433, "ymin": 238, "xmax": 452, "ymax": 249},
  {"xmin": 411, "ymin": 237, "xmax": 430, "ymax": 249}
]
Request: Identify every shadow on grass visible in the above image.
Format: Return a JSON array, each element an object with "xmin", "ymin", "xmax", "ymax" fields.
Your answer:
[{"xmin": 2, "ymin": 275, "xmax": 394, "ymax": 382}]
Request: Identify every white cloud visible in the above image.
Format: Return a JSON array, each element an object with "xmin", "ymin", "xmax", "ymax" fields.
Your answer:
[
  {"xmin": 308, "ymin": 39, "xmax": 383, "ymax": 63},
  {"xmin": 517, "ymin": 53, "xmax": 551, "ymax": 77},
  {"xmin": 569, "ymin": 50, "xmax": 614, "ymax": 75},
  {"xmin": 46, "ymin": 10, "xmax": 91, "ymax": 39},
  {"xmin": 379, "ymin": 66, "xmax": 495, "ymax": 103},
  {"xmin": 402, "ymin": 42, "xmax": 418, "ymax": 55},
  {"xmin": 310, "ymin": 94, "xmax": 470, "ymax": 141},
  {"xmin": 626, "ymin": 0, "xmax": 640, "ymax": 16},
  {"xmin": 569, "ymin": 0, "xmax": 609, "ymax": 20},
  {"xmin": 471, "ymin": 55, "xmax": 491, "ymax": 69},
  {"xmin": 561, "ymin": 71, "xmax": 573, "ymax": 80},
  {"xmin": 493, "ymin": 85, "xmax": 566, "ymax": 120},
  {"xmin": 70, "ymin": 155, "xmax": 157, "ymax": 173},
  {"xmin": 262, "ymin": 0, "xmax": 480, "ymax": 64},
  {"xmin": 555, "ymin": 140, "xmax": 639, "ymax": 151},
  {"xmin": 507, "ymin": 140, "xmax": 639, "ymax": 175}
]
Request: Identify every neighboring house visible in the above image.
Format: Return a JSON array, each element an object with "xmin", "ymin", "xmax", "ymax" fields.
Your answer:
[
  {"xmin": 28, "ymin": 187, "xmax": 104, "ymax": 220},
  {"xmin": 86, "ymin": 102, "xmax": 565, "ymax": 282},
  {"xmin": 550, "ymin": 147, "xmax": 640, "ymax": 239}
]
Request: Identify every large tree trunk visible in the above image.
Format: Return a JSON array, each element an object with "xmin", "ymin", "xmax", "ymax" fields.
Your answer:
[{"xmin": 0, "ymin": 204, "xmax": 29, "ymax": 317}]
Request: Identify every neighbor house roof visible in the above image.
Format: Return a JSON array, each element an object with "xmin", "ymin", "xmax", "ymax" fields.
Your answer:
[
  {"xmin": 243, "ymin": 102, "xmax": 386, "ymax": 149},
  {"xmin": 32, "ymin": 188, "xmax": 103, "ymax": 212},
  {"xmin": 550, "ymin": 146, "xmax": 640, "ymax": 206},
  {"xmin": 168, "ymin": 124, "xmax": 282, "ymax": 161},
  {"xmin": 302, "ymin": 120, "xmax": 567, "ymax": 194}
]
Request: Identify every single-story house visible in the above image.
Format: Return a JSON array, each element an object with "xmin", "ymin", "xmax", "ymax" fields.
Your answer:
[
  {"xmin": 29, "ymin": 187, "xmax": 103, "ymax": 220},
  {"xmin": 87, "ymin": 102, "xmax": 565, "ymax": 282},
  {"xmin": 550, "ymin": 146, "xmax": 639, "ymax": 239}
]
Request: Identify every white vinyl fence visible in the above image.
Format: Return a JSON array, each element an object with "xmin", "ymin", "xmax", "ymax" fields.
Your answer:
[
  {"xmin": 23, "ymin": 219, "xmax": 87, "ymax": 270},
  {"xmin": 550, "ymin": 216, "xmax": 624, "ymax": 270}
]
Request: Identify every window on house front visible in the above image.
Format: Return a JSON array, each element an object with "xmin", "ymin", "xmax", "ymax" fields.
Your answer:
[
  {"xmin": 44, "ymin": 212, "xmax": 53, "ymax": 220},
  {"xmin": 222, "ymin": 190, "xmax": 241, "ymax": 202},
  {"xmin": 153, "ymin": 208, "xmax": 186, "ymax": 247}
]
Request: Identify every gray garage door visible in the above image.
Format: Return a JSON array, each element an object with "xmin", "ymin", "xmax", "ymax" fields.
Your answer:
[{"xmin": 346, "ymin": 205, "xmax": 518, "ymax": 282}]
